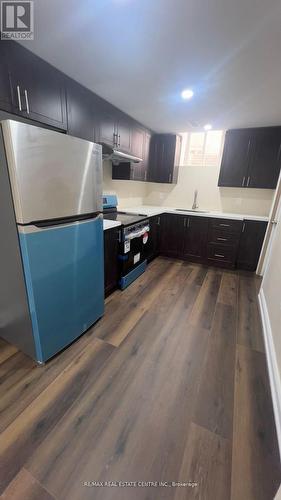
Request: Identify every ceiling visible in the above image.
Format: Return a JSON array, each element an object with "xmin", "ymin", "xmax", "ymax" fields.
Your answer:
[{"xmin": 21, "ymin": 0, "xmax": 281, "ymax": 133}]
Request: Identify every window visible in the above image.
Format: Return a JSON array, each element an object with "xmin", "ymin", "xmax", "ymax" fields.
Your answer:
[{"xmin": 180, "ymin": 130, "xmax": 224, "ymax": 167}]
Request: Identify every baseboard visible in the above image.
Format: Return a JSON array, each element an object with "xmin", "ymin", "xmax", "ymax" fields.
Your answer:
[{"xmin": 258, "ymin": 289, "xmax": 281, "ymax": 460}]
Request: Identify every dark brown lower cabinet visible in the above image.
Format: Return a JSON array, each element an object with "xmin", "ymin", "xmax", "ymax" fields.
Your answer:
[
  {"xmin": 206, "ymin": 218, "xmax": 242, "ymax": 268},
  {"xmin": 160, "ymin": 214, "xmax": 185, "ymax": 258},
  {"xmin": 147, "ymin": 216, "xmax": 161, "ymax": 261},
  {"xmin": 104, "ymin": 227, "xmax": 120, "ymax": 296},
  {"xmin": 237, "ymin": 220, "xmax": 268, "ymax": 271},
  {"xmin": 183, "ymin": 216, "xmax": 209, "ymax": 263},
  {"xmin": 158, "ymin": 214, "xmax": 267, "ymax": 270}
]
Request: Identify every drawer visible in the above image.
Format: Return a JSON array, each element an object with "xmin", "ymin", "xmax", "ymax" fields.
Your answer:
[
  {"xmin": 210, "ymin": 218, "xmax": 242, "ymax": 234},
  {"xmin": 207, "ymin": 243, "xmax": 237, "ymax": 266},
  {"xmin": 208, "ymin": 227, "xmax": 240, "ymax": 246}
]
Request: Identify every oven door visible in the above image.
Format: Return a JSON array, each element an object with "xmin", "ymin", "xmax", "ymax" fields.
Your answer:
[{"xmin": 120, "ymin": 226, "xmax": 150, "ymax": 275}]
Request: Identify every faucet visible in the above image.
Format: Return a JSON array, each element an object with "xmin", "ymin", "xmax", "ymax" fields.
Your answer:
[{"xmin": 192, "ymin": 189, "xmax": 199, "ymax": 210}]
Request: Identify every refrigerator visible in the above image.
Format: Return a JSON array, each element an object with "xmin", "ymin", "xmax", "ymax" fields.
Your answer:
[{"xmin": 0, "ymin": 120, "xmax": 104, "ymax": 363}]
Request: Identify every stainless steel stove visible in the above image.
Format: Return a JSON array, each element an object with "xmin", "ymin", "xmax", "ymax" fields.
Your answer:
[{"xmin": 103, "ymin": 195, "xmax": 150, "ymax": 289}]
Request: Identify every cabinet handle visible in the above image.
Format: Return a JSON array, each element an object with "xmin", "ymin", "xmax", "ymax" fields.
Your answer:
[
  {"xmin": 113, "ymin": 133, "xmax": 117, "ymax": 147},
  {"xmin": 157, "ymin": 217, "xmax": 160, "ymax": 225},
  {"xmin": 16, "ymin": 85, "xmax": 22, "ymax": 111},
  {"xmin": 217, "ymin": 237, "xmax": 227, "ymax": 241},
  {"xmin": 242, "ymin": 222, "xmax": 245, "ymax": 233},
  {"xmin": 246, "ymin": 176, "xmax": 250, "ymax": 187},
  {"xmin": 169, "ymin": 173, "xmax": 172, "ymax": 183},
  {"xmin": 187, "ymin": 217, "xmax": 190, "ymax": 228},
  {"xmin": 215, "ymin": 254, "xmax": 225, "ymax": 258},
  {"xmin": 242, "ymin": 176, "xmax": 246, "ymax": 187},
  {"xmin": 219, "ymin": 223, "xmax": 230, "ymax": 227},
  {"xmin": 24, "ymin": 90, "xmax": 30, "ymax": 114},
  {"xmin": 144, "ymin": 171, "xmax": 147, "ymax": 181},
  {"xmin": 118, "ymin": 134, "xmax": 121, "ymax": 147}
]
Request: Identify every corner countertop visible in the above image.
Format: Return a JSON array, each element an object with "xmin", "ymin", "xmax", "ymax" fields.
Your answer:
[
  {"xmin": 119, "ymin": 205, "xmax": 269, "ymax": 222},
  {"xmin": 103, "ymin": 219, "xmax": 121, "ymax": 231}
]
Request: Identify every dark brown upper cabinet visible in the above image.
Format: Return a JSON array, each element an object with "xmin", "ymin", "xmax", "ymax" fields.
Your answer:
[
  {"xmin": 95, "ymin": 103, "xmax": 117, "ymax": 147},
  {"xmin": 218, "ymin": 127, "xmax": 281, "ymax": 189},
  {"xmin": 218, "ymin": 129, "xmax": 252, "ymax": 188},
  {"xmin": 96, "ymin": 103, "xmax": 132, "ymax": 153},
  {"xmin": 66, "ymin": 79, "xmax": 100, "ymax": 142},
  {"xmin": 112, "ymin": 129, "xmax": 151, "ymax": 182},
  {"xmin": 7, "ymin": 42, "xmax": 67, "ymax": 130},
  {"xmin": 0, "ymin": 42, "xmax": 13, "ymax": 112},
  {"xmin": 247, "ymin": 128, "xmax": 281, "ymax": 189},
  {"xmin": 131, "ymin": 126, "xmax": 146, "ymax": 159},
  {"xmin": 130, "ymin": 128, "xmax": 149, "ymax": 181},
  {"xmin": 148, "ymin": 134, "xmax": 181, "ymax": 184},
  {"xmin": 116, "ymin": 112, "xmax": 132, "ymax": 153}
]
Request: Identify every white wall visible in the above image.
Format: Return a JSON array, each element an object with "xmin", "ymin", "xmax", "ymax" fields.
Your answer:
[
  {"xmin": 103, "ymin": 161, "xmax": 274, "ymax": 216},
  {"xmin": 103, "ymin": 161, "xmax": 147, "ymax": 208},
  {"xmin": 144, "ymin": 164, "xmax": 274, "ymax": 216},
  {"xmin": 262, "ymin": 211, "xmax": 281, "ymax": 380}
]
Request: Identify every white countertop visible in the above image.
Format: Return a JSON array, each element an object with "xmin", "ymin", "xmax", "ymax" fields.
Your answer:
[
  {"xmin": 119, "ymin": 205, "xmax": 269, "ymax": 222},
  {"xmin": 103, "ymin": 219, "xmax": 121, "ymax": 231}
]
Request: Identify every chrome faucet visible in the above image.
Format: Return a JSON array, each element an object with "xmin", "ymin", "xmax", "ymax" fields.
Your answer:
[{"xmin": 192, "ymin": 189, "xmax": 199, "ymax": 210}]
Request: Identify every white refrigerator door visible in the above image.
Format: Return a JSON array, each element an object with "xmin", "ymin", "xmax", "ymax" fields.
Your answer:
[{"xmin": 2, "ymin": 120, "xmax": 102, "ymax": 224}]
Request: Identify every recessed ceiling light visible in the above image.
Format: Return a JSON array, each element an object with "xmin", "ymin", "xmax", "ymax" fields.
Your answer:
[
  {"xmin": 181, "ymin": 89, "xmax": 194, "ymax": 100},
  {"xmin": 204, "ymin": 124, "xmax": 212, "ymax": 131}
]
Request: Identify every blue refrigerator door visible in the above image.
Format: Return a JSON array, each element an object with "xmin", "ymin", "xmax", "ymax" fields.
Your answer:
[{"xmin": 18, "ymin": 216, "xmax": 104, "ymax": 362}]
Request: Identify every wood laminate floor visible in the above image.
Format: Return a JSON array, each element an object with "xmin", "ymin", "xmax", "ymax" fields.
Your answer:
[{"xmin": 0, "ymin": 257, "xmax": 280, "ymax": 500}]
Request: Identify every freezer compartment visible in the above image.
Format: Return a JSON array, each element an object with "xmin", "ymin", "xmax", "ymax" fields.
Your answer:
[
  {"xmin": 2, "ymin": 120, "xmax": 102, "ymax": 224},
  {"xmin": 18, "ymin": 216, "xmax": 104, "ymax": 362}
]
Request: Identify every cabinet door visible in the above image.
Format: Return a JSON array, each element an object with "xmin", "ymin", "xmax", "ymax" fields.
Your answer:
[
  {"xmin": 237, "ymin": 220, "xmax": 267, "ymax": 271},
  {"xmin": 218, "ymin": 129, "xmax": 252, "ymax": 187},
  {"xmin": 142, "ymin": 132, "xmax": 151, "ymax": 181},
  {"xmin": 131, "ymin": 127, "xmax": 146, "ymax": 181},
  {"xmin": 148, "ymin": 134, "xmax": 179, "ymax": 183},
  {"xmin": 96, "ymin": 102, "xmax": 117, "ymax": 147},
  {"xmin": 183, "ymin": 216, "xmax": 208, "ymax": 262},
  {"xmin": 116, "ymin": 114, "xmax": 132, "ymax": 153},
  {"xmin": 156, "ymin": 135, "xmax": 176, "ymax": 183},
  {"xmin": 104, "ymin": 227, "xmax": 120, "ymax": 296},
  {"xmin": 148, "ymin": 135, "xmax": 160, "ymax": 182},
  {"xmin": 247, "ymin": 128, "xmax": 281, "ymax": 189},
  {"xmin": 9, "ymin": 43, "xmax": 67, "ymax": 129},
  {"xmin": 147, "ymin": 216, "xmax": 161, "ymax": 261},
  {"xmin": 131, "ymin": 127, "xmax": 145, "ymax": 159},
  {"xmin": 0, "ymin": 41, "xmax": 12, "ymax": 112},
  {"xmin": 160, "ymin": 214, "xmax": 185, "ymax": 257},
  {"xmin": 66, "ymin": 79, "xmax": 99, "ymax": 141}
]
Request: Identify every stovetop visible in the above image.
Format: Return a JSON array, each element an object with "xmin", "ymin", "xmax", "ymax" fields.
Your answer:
[{"xmin": 103, "ymin": 211, "xmax": 148, "ymax": 227}]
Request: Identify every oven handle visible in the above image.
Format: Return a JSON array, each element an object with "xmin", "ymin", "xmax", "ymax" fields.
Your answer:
[{"xmin": 125, "ymin": 225, "xmax": 150, "ymax": 240}]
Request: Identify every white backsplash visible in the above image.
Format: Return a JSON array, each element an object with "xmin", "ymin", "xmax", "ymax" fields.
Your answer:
[{"xmin": 103, "ymin": 161, "xmax": 274, "ymax": 216}]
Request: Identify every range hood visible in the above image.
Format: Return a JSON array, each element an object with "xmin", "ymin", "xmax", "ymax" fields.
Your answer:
[{"xmin": 101, "ymin": 143, "xmax": 143, "ymax": 165}]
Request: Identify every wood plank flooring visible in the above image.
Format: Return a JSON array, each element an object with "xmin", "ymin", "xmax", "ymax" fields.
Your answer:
[{"xmin": 0, "ymin": 257, "xmax": 280, "ymax": 500}]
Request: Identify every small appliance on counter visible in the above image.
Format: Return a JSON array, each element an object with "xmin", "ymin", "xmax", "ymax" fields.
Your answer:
[
  {"xmin": 103, "ymin": 194, "xmax": 150, "ymax": 289},
  {"xmin": 0, "ymin": 120, "xmax": 104, "ymax": 363}
]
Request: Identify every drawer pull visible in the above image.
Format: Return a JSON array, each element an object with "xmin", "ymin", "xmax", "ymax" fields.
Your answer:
[
  {"xmin": 217, "ymin": 237, "xmax": 227, "ymax": 241},
  {"xmin": 215, "ymin": 253, "xmax": 225, "ymax": 258},
  {"xmin": 219, "ymin": 223, "xmax": 230, "ymax": 227}
]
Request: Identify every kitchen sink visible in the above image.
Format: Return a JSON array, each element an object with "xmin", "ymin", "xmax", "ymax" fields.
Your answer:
[{"xmin": 175, "ymin": 209, "xmax": 209, "ymax": 214}]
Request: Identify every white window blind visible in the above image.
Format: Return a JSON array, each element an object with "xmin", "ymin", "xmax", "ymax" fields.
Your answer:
[{"xmin": 180, "ymin": 130, "xmax": 224, "ymax": 167}]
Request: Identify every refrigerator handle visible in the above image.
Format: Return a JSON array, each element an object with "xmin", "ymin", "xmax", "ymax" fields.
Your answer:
[
  {"xmin": 16, "ymin": 85, "xmax": 22, "ymax": 111},
  {"xmin": 18, "ymin": 214, "xmax": 103, "ymax": 233}
]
